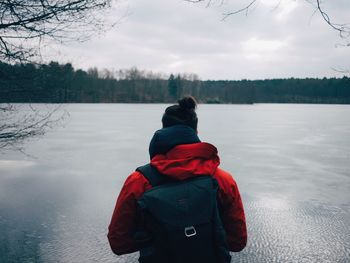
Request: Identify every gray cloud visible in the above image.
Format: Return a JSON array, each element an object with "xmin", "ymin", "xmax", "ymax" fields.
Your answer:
[{"xmin": 45, "ymin": 0, "xmax": 350, "ymax": 80}]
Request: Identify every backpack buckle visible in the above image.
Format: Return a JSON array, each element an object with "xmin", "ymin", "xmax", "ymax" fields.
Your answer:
[{"xmin": 184, "ymin": 226, "xmax": 197, "ymax": 237}]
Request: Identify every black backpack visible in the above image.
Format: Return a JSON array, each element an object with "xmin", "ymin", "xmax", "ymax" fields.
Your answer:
[{"xmin": 135, "ymin": 164, "xmax": 231, "ymax": 263}]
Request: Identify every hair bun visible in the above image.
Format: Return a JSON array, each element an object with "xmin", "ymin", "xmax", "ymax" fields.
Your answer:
[{"xmin": 178, "ymin": 96, "xmax": 197, "ymax": 111}]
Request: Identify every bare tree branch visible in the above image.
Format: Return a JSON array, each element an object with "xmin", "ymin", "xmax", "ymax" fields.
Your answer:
[
  {"xmin": 0, "ymin": 1, "xmax": 108, "ymax": 151},
  {"xmin": 191, "ymin": 0, "xmax": 350, "ymax": 41},
  {"xmin": 222, "ymin": 0, "xmax": 257, "ymax": 21},
  {"xmin": 331, "ymin": 67, "xmax": 350, "ymax": 75},
  {"xmin": 184, "ymin": 0, "xmax": 225, "ymax": 8},
  {"xmin": 0, "ymin": 104, "xmax": 69, "ymax": 151},
  {"xmin": 314, "ymin": 0, "xmax": 350, "ymax": 39},
  {"xmin": 184, "ymin": 0, "xmax": 206, "ymax": 3},
  {"xmin": 0, "ymin": 0, "xmax": 114, "ymax": 62}
]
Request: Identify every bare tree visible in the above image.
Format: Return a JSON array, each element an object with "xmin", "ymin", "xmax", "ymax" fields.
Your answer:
[
  {"xmin": 186, "ymin": 0, "xmax": 350, "ymax": 43},
  {"xmin": 0, "ymin": 1, "xmax": 114, "ymax": 151},
  {"xmin": 0, "ymin": 104, "xmax": 68, "ymax": 152},
  {"xmin": 0, "ymin": 0, "xmax": 113, "ymax": 62},
  {"xmin": 311, "ymin": 0, "xmax": 350, "ymax": 45}
]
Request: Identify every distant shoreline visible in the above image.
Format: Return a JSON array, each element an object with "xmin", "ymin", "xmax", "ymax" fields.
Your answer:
[{"xmin": 1, "ymin": 61, "xmax": 349, "ymax": 104}]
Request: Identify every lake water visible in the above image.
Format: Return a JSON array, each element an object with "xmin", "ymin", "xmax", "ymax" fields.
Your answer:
[{"xmin": 0, "ymin": 104, "xmax": 350, "ymax": 263}]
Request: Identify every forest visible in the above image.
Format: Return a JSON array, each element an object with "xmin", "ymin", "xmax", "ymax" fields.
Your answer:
[{"xmin": 1, "ymin": 61, "xmax": 349, "ymax": 104}]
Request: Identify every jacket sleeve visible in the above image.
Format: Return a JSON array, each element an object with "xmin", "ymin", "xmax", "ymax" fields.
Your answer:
[
  {"xmin": 214, "ymin": 168, "xmax": 247, "ymax": 252},
  {"xmin": 108, "ymin": 171, "xmax": 152, "ymax": 255}
]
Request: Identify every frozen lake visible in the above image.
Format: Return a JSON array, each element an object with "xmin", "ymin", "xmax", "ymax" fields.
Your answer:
[{"xmin": 1, "ymin": 103, "xmax": 350, "ymax": 262}]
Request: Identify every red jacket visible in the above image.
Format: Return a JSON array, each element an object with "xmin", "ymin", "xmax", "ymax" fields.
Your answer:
[{"xmin": 108, "ymin": 142, "xmax": 247, "ymax": 255}]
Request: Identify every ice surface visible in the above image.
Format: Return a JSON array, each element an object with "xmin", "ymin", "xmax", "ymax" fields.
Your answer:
[{"xmin": 0, "ymin": 103, "xmax": 349, "ymax": 262}]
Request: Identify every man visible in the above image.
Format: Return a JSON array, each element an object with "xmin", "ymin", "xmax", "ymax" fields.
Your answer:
[{"xmin": 108, "ymin": 96, "xmax": 247, "ymax": 262}]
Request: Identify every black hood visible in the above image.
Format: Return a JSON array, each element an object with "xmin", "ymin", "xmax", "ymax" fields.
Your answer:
[{"xmin": 149, "ymin": 125, "xmax": 200, "ymax": 159}]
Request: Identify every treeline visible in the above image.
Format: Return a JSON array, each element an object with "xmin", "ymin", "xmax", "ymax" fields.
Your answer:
[{"xmin": 0, "ymin": 61, "xmax": 349, "ymax": 104}]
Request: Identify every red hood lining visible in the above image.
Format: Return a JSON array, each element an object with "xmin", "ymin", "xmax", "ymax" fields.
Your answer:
[{"xmin": 150, "ymin": 142, "xmax": 220, "ymax": 180}]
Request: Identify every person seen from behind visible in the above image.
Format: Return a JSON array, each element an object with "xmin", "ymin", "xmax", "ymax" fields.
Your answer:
[{"xmin": 108, "ymin": 96, "xmax": 247, "ymax": 263}]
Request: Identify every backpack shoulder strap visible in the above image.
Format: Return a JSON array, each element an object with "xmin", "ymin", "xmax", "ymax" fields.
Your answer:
[{"xmin": 136, "ymin": 164, "xmax": 169, "ymax": 187}]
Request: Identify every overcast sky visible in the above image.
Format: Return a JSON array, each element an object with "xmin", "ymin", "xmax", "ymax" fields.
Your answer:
[{"xmin": 46, "ymin": 0, "xmax": 350, "ymax": 80}]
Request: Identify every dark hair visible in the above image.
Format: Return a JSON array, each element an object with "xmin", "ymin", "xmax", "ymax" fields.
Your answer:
[{"xmin": 162, "ymin": 96, "xmax": 198, "ymax": 130}]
